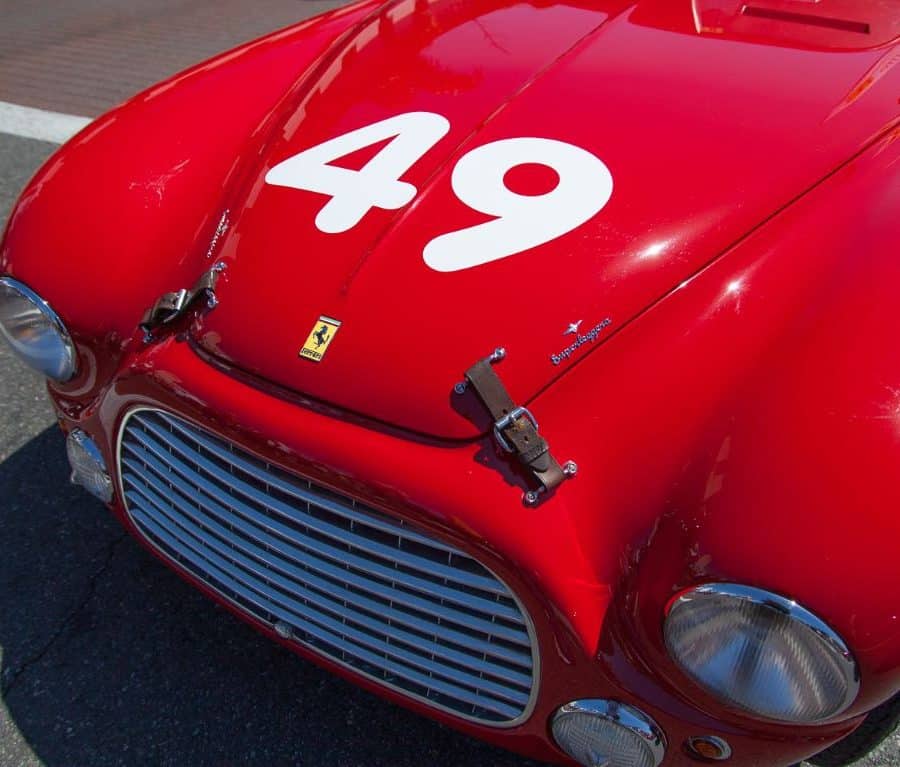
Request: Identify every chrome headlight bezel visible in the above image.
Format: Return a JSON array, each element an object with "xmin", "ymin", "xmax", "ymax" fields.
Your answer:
[
  {"xmin": 0, "ymin": 276, "xmax": 77, "ymax": 381},
  {"xmin": 551, "ymin": 699, "xmax": 666, "ymax": 767},
  {"xmin": 664, "ymin": 583, "xmax": 860, "ymax": 724}
]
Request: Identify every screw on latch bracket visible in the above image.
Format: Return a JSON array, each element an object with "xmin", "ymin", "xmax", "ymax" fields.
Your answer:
[
  {"xmin": 455, "ymin": 348, "xmax": 505, "ymax": 394},
  {"xmin": 523, "ymin": 461, "xmax": 578, "ymax": 507}
]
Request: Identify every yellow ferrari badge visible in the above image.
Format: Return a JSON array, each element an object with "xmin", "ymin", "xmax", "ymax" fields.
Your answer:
[{"xmin": 299, "ymin": 315, "xmax": 341, "ymax": 362}]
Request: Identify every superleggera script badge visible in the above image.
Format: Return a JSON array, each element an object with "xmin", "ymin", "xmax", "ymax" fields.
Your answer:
[{"xmin": 550, "ymin": 318, "xmax": 612, "ymax": 366}]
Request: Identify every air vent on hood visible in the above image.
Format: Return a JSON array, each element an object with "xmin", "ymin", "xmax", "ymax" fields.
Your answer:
[
  {"xmin": 742, "ymin": 6, "xmax": 870, "ymax": 36},
  {"xmin": 686, "ymin": 0, "xmax": 898, "ymax": 49}
]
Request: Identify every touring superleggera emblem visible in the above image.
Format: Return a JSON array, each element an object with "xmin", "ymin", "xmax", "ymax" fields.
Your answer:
[
  {"xmin": 299, "ymin": 315, "xmax": 341, "ymax": 362},
  {"xmin": 551, "ymin": 317, "xmax": 612, "ymax": 365}
]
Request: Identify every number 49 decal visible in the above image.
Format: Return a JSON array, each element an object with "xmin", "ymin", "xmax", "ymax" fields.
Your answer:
[{"xmin": 264, "ymin": 111, "xmax": 613, "ymax": 273}]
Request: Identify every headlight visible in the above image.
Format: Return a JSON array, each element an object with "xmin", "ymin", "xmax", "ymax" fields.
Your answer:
[
  {"xmin": 665, "ymin": 583, "xmax": 859, "ymax": 723},
  {"xmin": 0, "ymin": 276, "xmax": 77, "ymax": 381},
  {"xmin": 552, "ymin": 699, "xmax": 666, "ymax": 767}
]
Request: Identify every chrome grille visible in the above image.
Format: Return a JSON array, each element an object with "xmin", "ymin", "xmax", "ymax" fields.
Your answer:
[{"xmin": 118, "ymin": 408, "xmax": 537, "ymax": 724}]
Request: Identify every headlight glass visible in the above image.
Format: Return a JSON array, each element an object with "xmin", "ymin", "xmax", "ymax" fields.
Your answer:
[
  {"xmin": 665, "ymin": 584, "xmax": 859, "ymax": 723},
  {"xmin": 552, "ymin": 699, "xmax": 666, "ymax": 767},
  {"xmin": 0, "ymin": 276, "xmax": 76, "ymax": 381}
]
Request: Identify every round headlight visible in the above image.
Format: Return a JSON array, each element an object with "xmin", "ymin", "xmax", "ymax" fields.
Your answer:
[
  {"xmin": 665, "ymin": 584, "xmax": 859, "ymax": 723},
  {"xmin": 0, "ymin": 276, "xmax": 77, "ymax": 381},
  {"xmin": 552, "ymin": 699, "xmax": 666, "ymax": 767}
]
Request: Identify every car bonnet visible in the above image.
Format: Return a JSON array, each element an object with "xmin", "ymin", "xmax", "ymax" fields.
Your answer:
[{"xmin": 193, "ymin": 0, "xmax": 900, "ymax": 439}]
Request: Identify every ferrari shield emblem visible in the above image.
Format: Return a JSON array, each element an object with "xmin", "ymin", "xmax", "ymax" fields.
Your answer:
[{"xmin": 299, "ymin": 315, "xmax": 341, "ymax": 362}]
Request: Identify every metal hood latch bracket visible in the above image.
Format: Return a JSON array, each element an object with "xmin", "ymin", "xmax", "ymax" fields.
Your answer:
[
  {"xmin": 140, "ymin": 261, "xmax": 226, "ymax": 343},
  {"xmin": 462, "ymin": 348, "xmax": 576, "ymax": 506}
]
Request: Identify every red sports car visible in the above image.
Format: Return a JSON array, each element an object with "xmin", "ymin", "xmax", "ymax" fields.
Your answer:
[{"xmin": 1, "ymin": 1, "xmax": 899, "ymax": 765}]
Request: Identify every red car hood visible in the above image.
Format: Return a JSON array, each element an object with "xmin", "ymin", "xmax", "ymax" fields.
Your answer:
[{"xmin": 194, "ymin": 0, "xmax": 899, "ymax": 439}]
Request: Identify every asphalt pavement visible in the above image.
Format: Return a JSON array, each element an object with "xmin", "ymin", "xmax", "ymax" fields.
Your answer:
[
  {"xmin": 0, "ymin": 132, "xmax": 544, "ymax": 767},
  {"xmin": 0, "ymin": 3, "xmax": 898, "ymax": 767}
]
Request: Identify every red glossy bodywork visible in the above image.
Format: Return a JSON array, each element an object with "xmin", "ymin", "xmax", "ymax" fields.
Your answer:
[{"xmin": 2, "ymin": 1, "xmax": 899, "ymax": 765}]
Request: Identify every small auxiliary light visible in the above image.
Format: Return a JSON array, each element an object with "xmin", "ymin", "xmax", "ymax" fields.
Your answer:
[
  {"xmin": 685, "ymin": 735, "xmax": 732, "ymax": 761},
  {"xmin": 552, "ymin": 699, "xmax": 666, "ymax": 767},
  {"xmin": 66, "ymin": 430, "xmax": 113, "ymax": 502}
]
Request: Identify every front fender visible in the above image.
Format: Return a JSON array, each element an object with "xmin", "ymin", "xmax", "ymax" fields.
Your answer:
[
  {"xmin": 0, "ymin": 0, "xmax": 382, "ymax": 402},
  {"xmin": 528, "ymin": 124, "xmax": 900, "ymax": 723}
]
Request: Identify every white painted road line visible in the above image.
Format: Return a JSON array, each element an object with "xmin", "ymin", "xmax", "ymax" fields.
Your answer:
[{"xmin": 0, "ymin": 101, "xmax": 92, "ymax": 144}]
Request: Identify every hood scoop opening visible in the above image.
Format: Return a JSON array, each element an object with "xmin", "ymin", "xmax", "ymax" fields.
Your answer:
[
  {"xmin": 741, "ymin": 6, "xmax": 870, "ymax": 36},
  {"xmin": 692, "ymin": 0, "xmax": 898, "ymax": 49}
]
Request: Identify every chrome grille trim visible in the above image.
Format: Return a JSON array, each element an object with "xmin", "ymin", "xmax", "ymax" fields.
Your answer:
[{"xmin": 117, "ymin": 408, "xmax": 538, "ymax": 725}]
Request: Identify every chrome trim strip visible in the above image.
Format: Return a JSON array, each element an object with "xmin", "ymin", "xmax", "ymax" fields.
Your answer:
[{"xmin": 116, "ymin": 406, "xmax": 540, "ymax": 728}]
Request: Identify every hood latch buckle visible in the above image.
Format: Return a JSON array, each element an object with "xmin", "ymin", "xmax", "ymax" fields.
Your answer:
[{"xmin": 460, "ymin": 348, "xmax": 576, "ymax": 507}]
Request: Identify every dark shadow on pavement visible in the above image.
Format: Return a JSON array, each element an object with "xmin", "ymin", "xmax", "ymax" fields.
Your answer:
[{"xmin": 0, "ymin": 426, "xmax": 545, "ymax": 766}]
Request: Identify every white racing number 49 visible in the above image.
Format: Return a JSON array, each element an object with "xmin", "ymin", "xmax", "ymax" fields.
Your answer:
[{"xmin": 265, "ymin": 111, "xmax": 613, "ymax": 272}]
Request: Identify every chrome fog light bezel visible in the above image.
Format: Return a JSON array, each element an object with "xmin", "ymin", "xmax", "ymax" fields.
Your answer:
[
  {"xmin": 664, "ymin": 583, "xmax": 860, "ymax": 724},
  {"xmin": 552, "ymin": 699, "xmax": 666, "ymax": 767},
  {"xmin": 0, "ymin": 276, "xmax": 77, "ymax": 381},
  {"xmin": 67, "ymin": 429, "xmax": 113, "ymax": 502}
]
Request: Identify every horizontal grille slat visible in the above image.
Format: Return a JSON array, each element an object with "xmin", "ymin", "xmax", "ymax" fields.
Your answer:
[
  {"xmin": 122, "ymin": 453, "xmax": 531, "ymax": 668},
  {"xmin": 124, "ymin": 477, "xmax": 532, "ymax": 687},
  {"xmin": 162, "ymin": 414, "xmax": 461, "ymax": 556},
  {"xmin": 127, "ymin": 494, "xmax": 529, "ymax": 708},
  {"xmin": 121, "ymin": 438, "xmax": 527, "ymax": 638},
  {"xmin": 119, "ymin": 409, "xmax": 537, "ymax": 725},
  {"xmin": 129, "ymin": 503, "xmax": 523, "ymax": 720},
  {"xmin": 135, "ymin": 416, "xmax": 507, "ymax": 598}
]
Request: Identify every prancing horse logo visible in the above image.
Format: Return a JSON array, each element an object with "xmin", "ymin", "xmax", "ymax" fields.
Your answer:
[{"xmin": 299, "ymin": 315, "xmax": 342, "ymax": 363}]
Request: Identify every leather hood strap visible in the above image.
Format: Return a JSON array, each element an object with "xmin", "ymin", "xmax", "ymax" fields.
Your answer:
[{"xmin": 464, "ymin": 356, "xmax": 567, "ymax": 497}]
